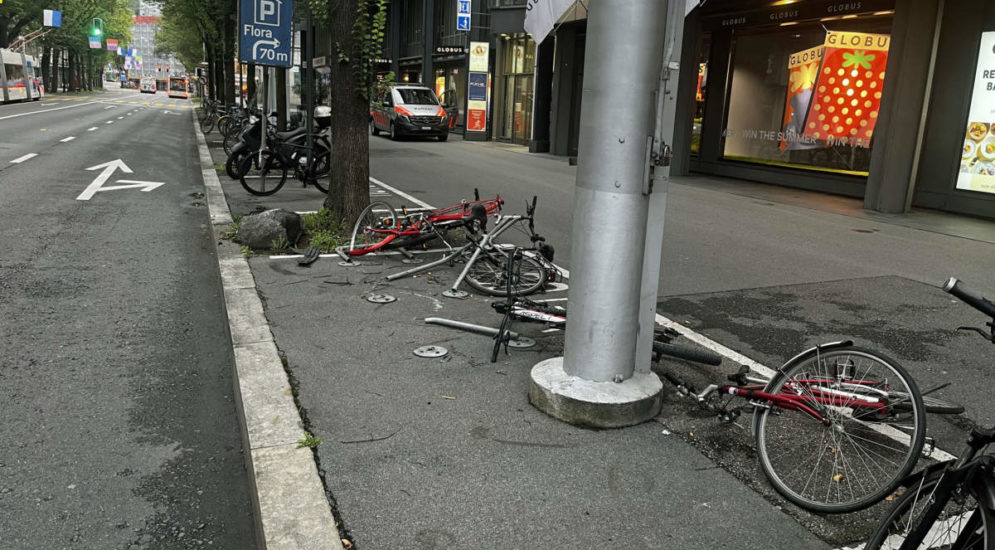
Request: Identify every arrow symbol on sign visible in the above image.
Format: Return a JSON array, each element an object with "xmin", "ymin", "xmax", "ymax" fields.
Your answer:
[
  {"xmin": 253, "ymin": 38, "xmax": 280, "ymax": 59},
  {"xmin": 76, "ymin": 159, "xmax": 165, "ymax": 201}
]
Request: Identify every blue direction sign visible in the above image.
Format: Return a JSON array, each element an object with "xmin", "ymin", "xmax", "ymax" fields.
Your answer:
[
  {"xmin": 457, "ymin": 0, "xmax": 471, "ymax": 31},
  {"xmin": 239, "ymin": 0, "xmax": 292, "ymax": 67}
]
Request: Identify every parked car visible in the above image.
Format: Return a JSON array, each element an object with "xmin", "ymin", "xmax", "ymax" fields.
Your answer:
[
  {"xmin": 370, "ymin": 84, "xmax": 449, "ymax": 141},
  {"xmin": 140, "ymin": 77, "xmax": 156, "ymax": 94}
]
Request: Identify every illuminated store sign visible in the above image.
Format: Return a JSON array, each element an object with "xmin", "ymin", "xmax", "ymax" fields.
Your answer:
[{"xmin": 956, "ymin": 32, "xmax": 995, "ymax": 195}]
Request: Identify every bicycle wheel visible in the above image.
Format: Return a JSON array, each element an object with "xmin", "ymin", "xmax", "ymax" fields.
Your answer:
[
  {"xmin": 223, "ymin": 130, "xmax": 239, "ymax": 157},
  {"xmin": 217, "ymin": 115, "xmax": 232, "ymax": 137},
  {"xmin": 753, "ymin": 346, "xmax": 926, "ymax": 513},
  {"xmin": 226, "ymin": 149, "xmax": 251, "ymax": 179},
  {"xmin": 301, "ymin": 145, "xmax": 330, "ymax": 194},
  {"xmin": 865, "ymin": 474, "xmax": 992, "ymax": 549},
  {"xmin": 348, "ymin": 201, "xmax": 397, "ymax": 255},
  {"xmin": 239, "ymin": 151, "xmax": 287, "ymax": 196},
  {"xmin": 652, "ymin": 341, "xmax": 723, "ymax": 366},
  {"xmin": 464, "ymin": 250, "xmax": 546, "ymax": 297},
  {"xmin": 200, "ymin": 112, "xmax": 215, "ymax": 134}
]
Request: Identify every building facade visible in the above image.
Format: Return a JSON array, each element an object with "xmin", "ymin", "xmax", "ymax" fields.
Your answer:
[
  {"xmin": 128, "ymin": 0, "xmax": 184, "ymax": 82},
  {"xmin": 381, "ymin": 0, "xmax": 995, "ymax": 220}
]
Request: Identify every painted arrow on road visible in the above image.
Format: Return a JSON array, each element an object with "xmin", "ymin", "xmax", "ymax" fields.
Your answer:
[{"xmin": 76, "ymin": 159, "xmax": 166, "ymax": 201}]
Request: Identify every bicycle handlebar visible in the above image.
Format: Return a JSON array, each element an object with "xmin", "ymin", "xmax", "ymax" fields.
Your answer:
[{"xmin": 943, "ymin": 277, "xmax": 995, "ymax": 319}]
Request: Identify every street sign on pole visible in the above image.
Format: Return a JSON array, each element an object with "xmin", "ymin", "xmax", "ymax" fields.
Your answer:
[
  {"xmin": 239, "ymin": 0, "xmax": 293, "ymax": 67},
  {"xmin": 457, "ymin": 0, "xmax": 471, "ymax": 31}
]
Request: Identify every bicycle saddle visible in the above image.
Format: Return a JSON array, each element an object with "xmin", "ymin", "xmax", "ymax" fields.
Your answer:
[
  {"xmin": 464, "ymin": 203, "xmax": 488, "ymax": 233},
  {"xmin": 275, "ymin": 128, "xmax": 307, "ymax": 141}
]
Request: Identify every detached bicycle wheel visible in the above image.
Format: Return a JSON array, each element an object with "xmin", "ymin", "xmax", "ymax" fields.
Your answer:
[
  {"xmin": 864, "ymin": 474, "xmax": 992, "ymax": 549},
  {"xmin": 348, "ymin": 201, "xmax": 397, "ymax": 255},
  {"xmin": 464, "ymin": 250, "xmax": 546, "ymax": 297},
  {"xmin": 238, "ymin": 151, "xmax": 287, "ymax": 196},
  {"xmin": 753, "ymin": 346, "xmax": 926, "ymax": 513}
]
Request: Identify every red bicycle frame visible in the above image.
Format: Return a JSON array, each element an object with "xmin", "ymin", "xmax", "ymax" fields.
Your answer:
[{"xmin": 349, "ymin": 196, "xmax": 502, "ymax": 256}]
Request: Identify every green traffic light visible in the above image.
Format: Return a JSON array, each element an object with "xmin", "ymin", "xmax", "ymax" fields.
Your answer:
[{"xmin": 94, "ymin": 28, "xmax": 101, "ymax": 36}]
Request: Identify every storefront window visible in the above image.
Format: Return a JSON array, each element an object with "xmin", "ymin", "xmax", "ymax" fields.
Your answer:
[
  {"xmin": 722, "ymin": 15, "xmax": 893, "ymax": 175},
  {"xmin": 691, "ymin": 34, "xmax": 710, "ymax": 156},
  {"xmin": 496, "ymin": 35, "xmax": 535, "ymax": 145}
]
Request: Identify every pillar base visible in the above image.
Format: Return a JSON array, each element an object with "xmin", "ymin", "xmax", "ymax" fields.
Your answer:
[{"xmin": 529, "ymin": 357, "xmax": 662, "ymax": 429}]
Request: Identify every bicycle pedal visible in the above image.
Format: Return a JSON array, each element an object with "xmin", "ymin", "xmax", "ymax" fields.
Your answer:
[{"xmin": 921, "ymin": 437, "xmax": 936, "ymax": 457}]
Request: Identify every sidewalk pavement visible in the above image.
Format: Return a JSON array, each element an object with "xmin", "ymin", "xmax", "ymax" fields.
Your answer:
[{"xmin": 198, "ymin": 128, "xmax": 994, "ymax": 549}]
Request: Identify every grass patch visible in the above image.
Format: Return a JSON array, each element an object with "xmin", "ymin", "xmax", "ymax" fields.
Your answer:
[
  {"xmin": 227, "ymin": 209, "xmax": 349, "ymax": 255},
  {"xmin": 300, "ymin": 209, "xmax": 348, "ymax": 252}
]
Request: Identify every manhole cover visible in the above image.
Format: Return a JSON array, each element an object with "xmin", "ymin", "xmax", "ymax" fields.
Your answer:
[
  {"xmin": 413, "ymin": 345, "xmax": 448, "ymax": 358},
  {"xmin": 367, "ymin": 293, "xmax": 396, "ymax": 304}
]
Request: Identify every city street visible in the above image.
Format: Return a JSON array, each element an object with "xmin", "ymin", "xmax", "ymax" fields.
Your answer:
[
  {"xmin": 0, "ymin": 88, "xmax": 256, "ymax": 549},
  {"xmin": 209, "ymin": 126, "xmax": 995, "ymax": 548}
]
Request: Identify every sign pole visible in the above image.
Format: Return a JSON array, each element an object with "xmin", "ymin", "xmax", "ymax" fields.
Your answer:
[
  {"xmin": 529, "ymin": 0, "xmax": 668, "ymax": 428},
  {"xmin": 260, "ymin": 67, "xmax": 268, "ymax": 166}
]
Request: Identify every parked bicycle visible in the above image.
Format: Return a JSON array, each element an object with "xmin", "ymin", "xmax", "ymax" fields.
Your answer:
[
  {"xmin": 862, "ymin": 277, "xmax": 993, "ymax": 549},
  {"xmin": 491, "ymin": 276, "xmax": 965, "ymax": 514},
  {"xmin": 227, "ymin": 107, "xmax": 332, "ymax": 195}
]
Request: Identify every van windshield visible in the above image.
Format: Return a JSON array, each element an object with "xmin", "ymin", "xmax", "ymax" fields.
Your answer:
[{"xmin": 396, "ymin": 88, "xmax": 438, "ymax": 105}]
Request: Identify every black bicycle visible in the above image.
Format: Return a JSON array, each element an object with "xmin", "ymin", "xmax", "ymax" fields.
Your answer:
[{"xmin": 863, "ymin": 277, "xmax": 994, "ymax": 549}]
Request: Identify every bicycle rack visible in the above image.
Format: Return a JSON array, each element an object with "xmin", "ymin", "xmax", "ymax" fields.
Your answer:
[{"xmin": 334, "ymin": 246, "xmax": 359, "ymax": 267}]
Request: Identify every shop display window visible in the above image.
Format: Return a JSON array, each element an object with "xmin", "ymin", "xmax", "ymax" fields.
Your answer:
[
  {"xmin": 691, "ymin": 34, "xmax": 711, "ymax": 156},
  {"xmin": 722, "ymin": 14, "xmax": 893, "ymax": 176}
]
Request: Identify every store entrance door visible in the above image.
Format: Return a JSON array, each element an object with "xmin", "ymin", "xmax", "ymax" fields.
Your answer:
[{"xmin": 502, "ymin": 74, "xmax": 534, "ymax": 145}]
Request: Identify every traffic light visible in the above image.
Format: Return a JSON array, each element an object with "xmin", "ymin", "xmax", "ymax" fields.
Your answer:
[{"xmin": 91, "ymin": 18, "xmax": 103, "ymax": 37}]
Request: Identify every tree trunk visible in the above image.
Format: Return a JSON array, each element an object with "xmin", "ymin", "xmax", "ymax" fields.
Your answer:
[
  {"xmin": 322, "ymin": 0, "xmax": 370, "ymax": 221},
  {"xmin": 42, "ymin": 49, "xmax": 51, "ymax": 94},
  {"xmin": 206, "ymin": 43, "xmax": 217, "ymax": 101},
  {"xmin": 223, "ymin": 10, "xmax": 236, "ymax": 107}
]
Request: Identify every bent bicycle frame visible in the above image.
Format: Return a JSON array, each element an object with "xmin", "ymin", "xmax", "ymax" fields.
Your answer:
[{"xmin": 384, "ymin": 213, "xmax": 533, "ymax": 297}]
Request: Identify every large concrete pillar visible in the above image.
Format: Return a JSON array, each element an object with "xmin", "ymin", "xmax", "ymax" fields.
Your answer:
[
  {"xmin": 864, "ymin": 0, "xmax": 941, "ymax": 213},
  {"xmin": 530, "ymin": 0, "xmax": 667, "ymax": 428}
]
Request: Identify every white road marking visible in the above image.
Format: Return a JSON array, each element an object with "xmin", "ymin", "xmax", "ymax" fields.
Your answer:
[
  {"xmin": 117, "ymin": 116, "xmax": 124, "ymax": 120},
  {"xmin": 87, "ymin": 127, "xmax": 98, "ymax": 132},
  {"xmin": 104, "ymin": 106, "xmax": 115, "ymax": 110},
  {"xmin": 106, "ymin": 121, "xmax": 114, "ymax": 124},
  {"xmin": 0, "ymin": 102, "xmax": 96, "ymax": 121},
  {"xmin": 60, "ymin": 136, "xmax": 76, "ymax": 142},
  {"xmin": 369, "ymin": 177, "xmax": 434, "ymax": 209},
  {"xmin": 10, "ymin": 153, "xmax": 38, "ymax": 164}
]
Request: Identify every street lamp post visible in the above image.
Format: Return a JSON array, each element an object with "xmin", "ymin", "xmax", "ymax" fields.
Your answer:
[{"xmin": 529, "ymin": 0, "xmax": 670, "ymax": 428}]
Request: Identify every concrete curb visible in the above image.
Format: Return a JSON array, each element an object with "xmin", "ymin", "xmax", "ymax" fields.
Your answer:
[{"xmin": 192, "ymin": 110, "xmax": 344, "ymax": 550}]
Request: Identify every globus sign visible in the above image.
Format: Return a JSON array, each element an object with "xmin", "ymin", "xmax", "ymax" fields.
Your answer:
[{"xmin": 239, "ymin": 0, "xmax": 292, "ymax": 67}]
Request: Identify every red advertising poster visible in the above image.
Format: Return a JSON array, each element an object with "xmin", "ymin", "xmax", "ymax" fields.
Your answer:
[
  {"xmin": 779, "ymin": 45, "xmax": 823, "ymax": 151},
  {"xmin": 803, "ymin": 31, "xmax": 890, "ymax": 146},
  {"xmin": 467, "ymin": 108, "xmax": 486, "ymax": 132}
]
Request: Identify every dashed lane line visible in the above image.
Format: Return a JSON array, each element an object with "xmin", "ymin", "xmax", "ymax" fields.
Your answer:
[
  {"xmin": 10, "ymin": 153, "xmax": 38, "ymax": 164},
  {"xmin": 87, "ymin": 127, "xmax": 98, "ymax": 132},
  {"xmin": 60, "ymin": 136, "xmax": 76, "ymax": 142},
  {"xmin": 0, "ymin": 101, "xmax": 97, "ymax": 120}
]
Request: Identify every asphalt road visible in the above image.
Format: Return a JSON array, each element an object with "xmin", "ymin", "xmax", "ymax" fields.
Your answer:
[{"xmin": 0, "ymin": 89, "xmax": 256, "ymax": 549}]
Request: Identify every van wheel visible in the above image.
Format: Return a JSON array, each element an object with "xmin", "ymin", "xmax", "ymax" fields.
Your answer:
[
  {"xmin": 390, "ymin": 123, "xmax": 399, "ymax": 141},
  {"xmin": 370, "ymin": 119, "xmax": 379, "ymax": 136},
  {"xmin": 438, "ymin": 134, "xmax": 448, "ymax": 142}
]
